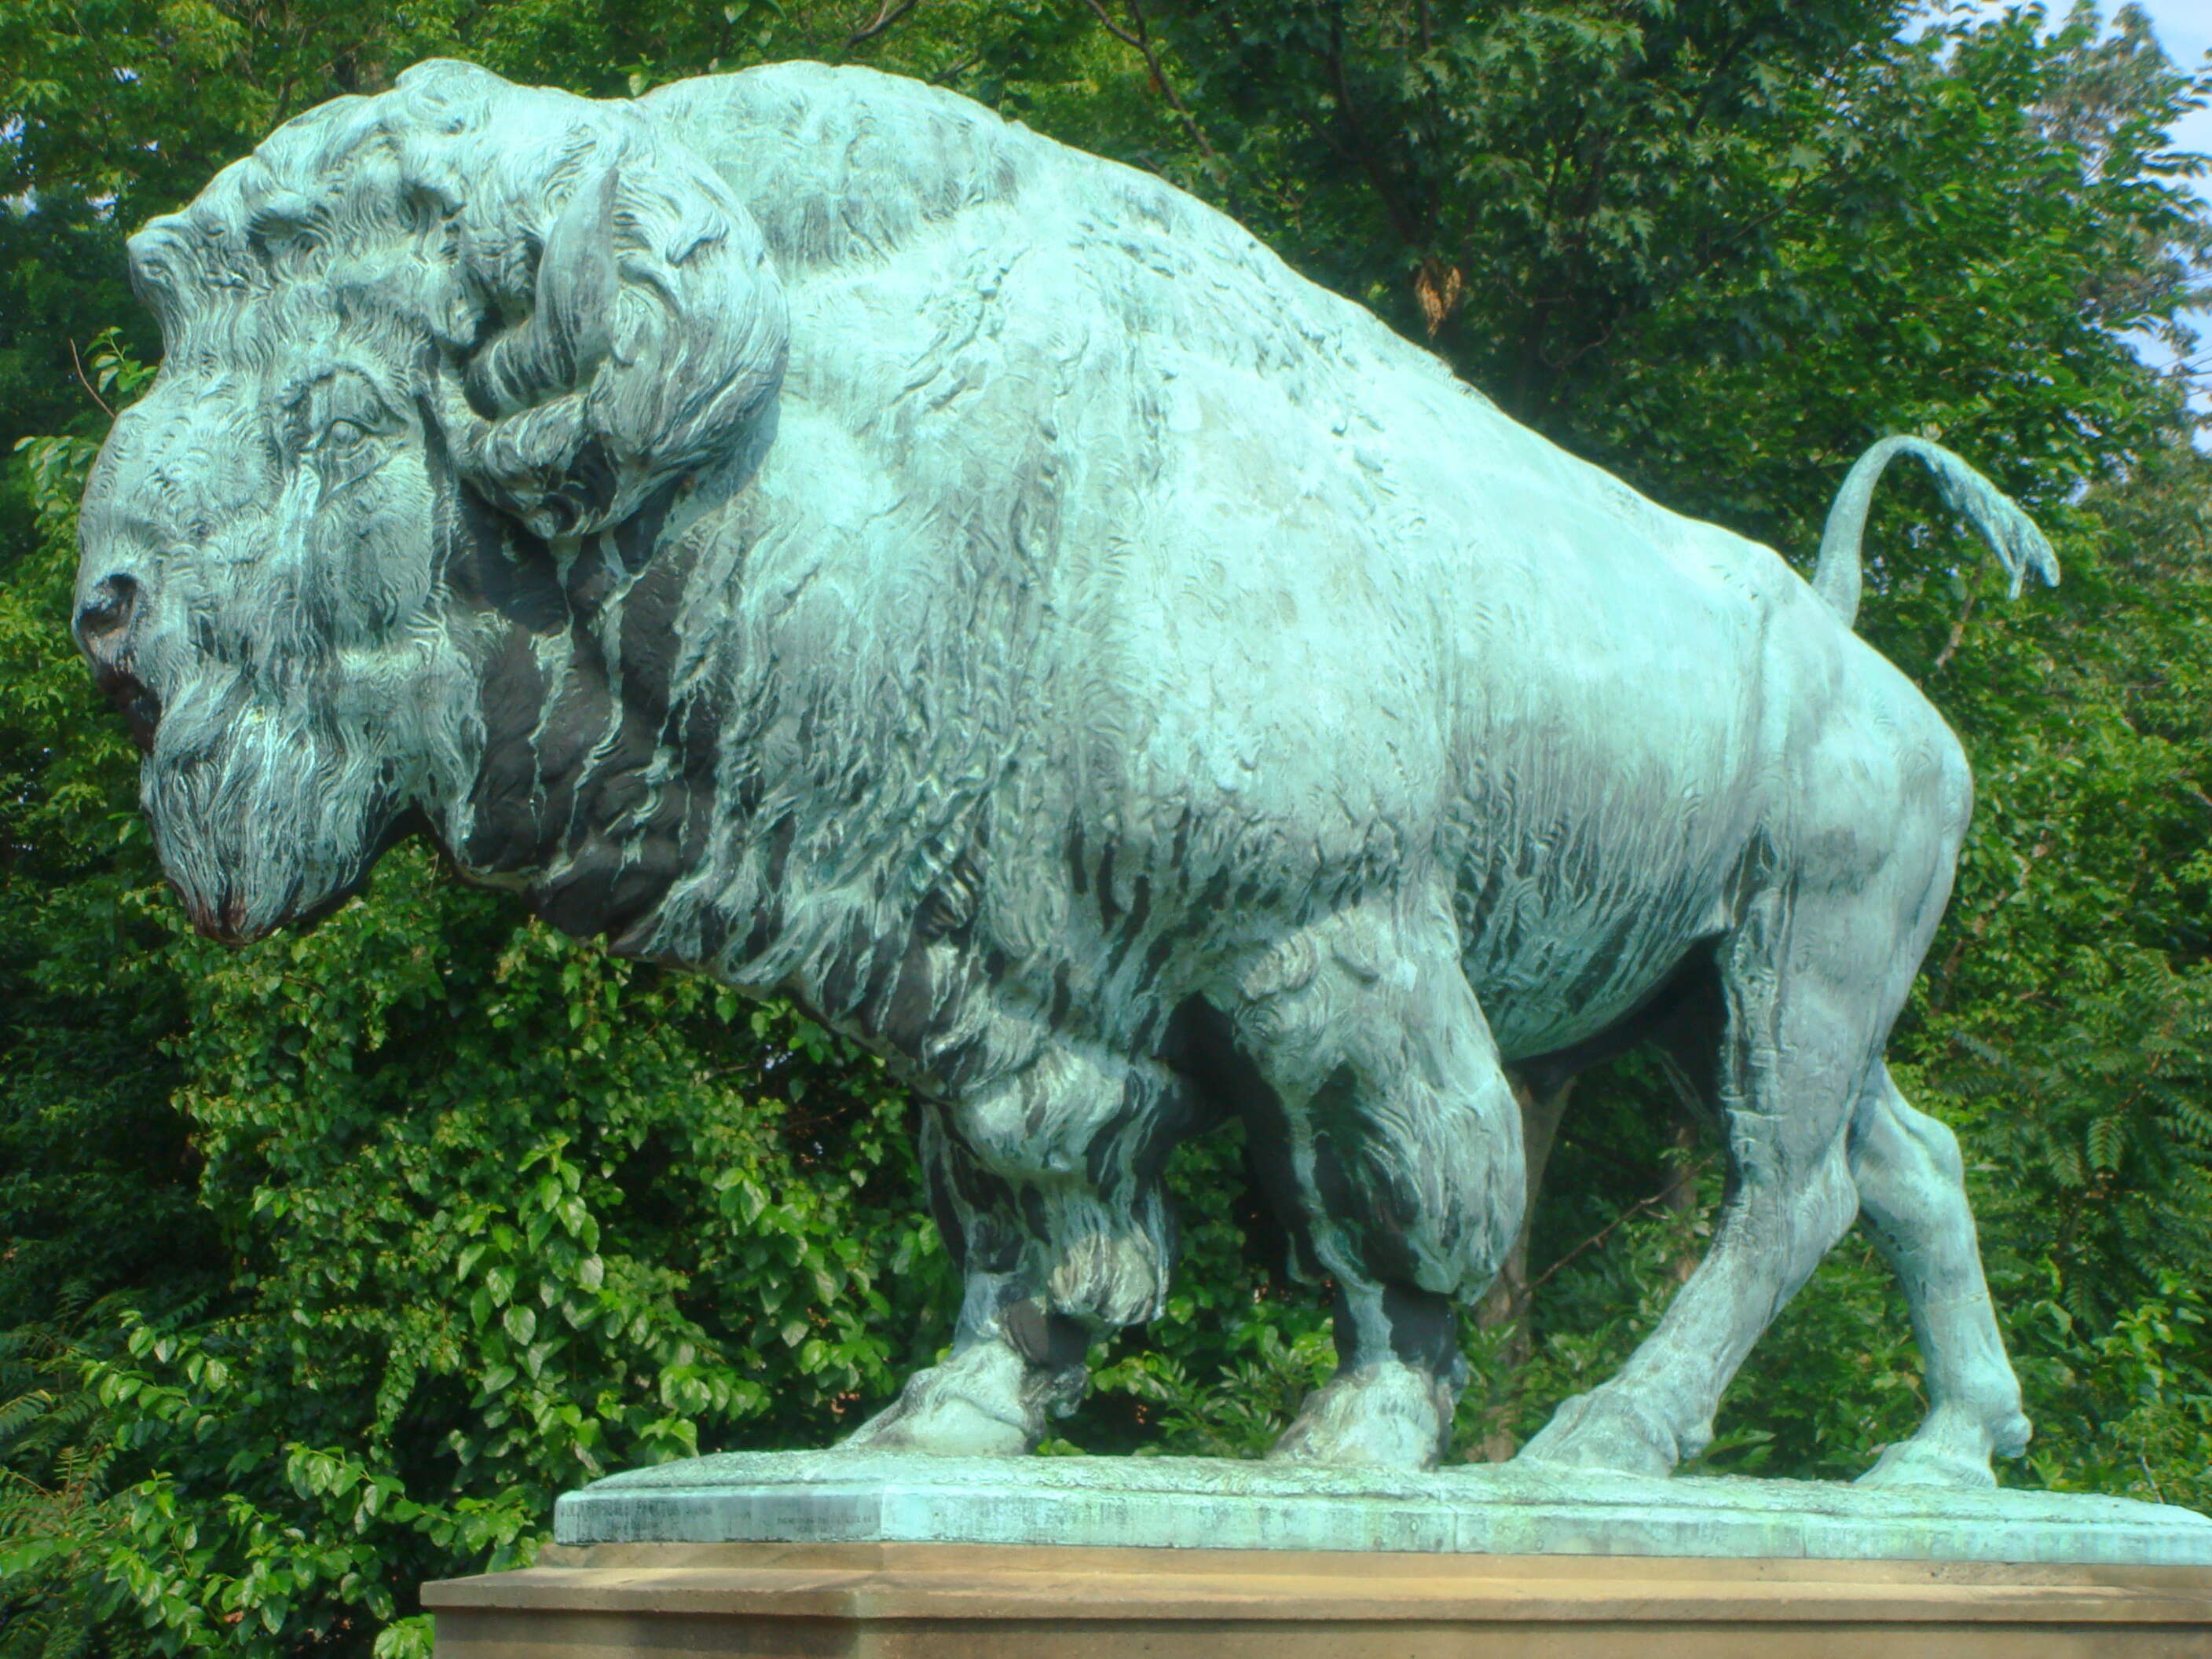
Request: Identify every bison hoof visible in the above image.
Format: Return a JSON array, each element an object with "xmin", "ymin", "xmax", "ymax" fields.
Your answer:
[
  {"xmin": 1266, "ymin": 1361, "xmax": 1456, "ymax": 1470},
  {"xmin": 1854, "ymin": 1438, "xmax": 1994, "ymax": 1491},
  {"xmin": 1516, "ymin": 1386, "xmax": 1683, "ymax": 1478},
  {"xmin": 1854, "ymin": 1404, "xmax": 2025, "ymax": 1490},
  {"xmin": 835, "ymin": 1339, "xmax": 1084, "ymax": 1458}
]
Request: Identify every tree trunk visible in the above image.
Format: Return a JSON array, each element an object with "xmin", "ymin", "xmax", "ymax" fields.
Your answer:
[
  {"xmin": 1474, "ymin": 1076, "xmax": 1573, "ymax": 1462},
  {"xmin": 1661, "ymin": 1114, "xmax": 1702, "ymax": 1284}
]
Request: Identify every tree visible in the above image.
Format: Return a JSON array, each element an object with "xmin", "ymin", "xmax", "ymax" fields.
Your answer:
[{"xmin": 3, "ymin": 4, "xmax": 2209, "ymax": 1654}]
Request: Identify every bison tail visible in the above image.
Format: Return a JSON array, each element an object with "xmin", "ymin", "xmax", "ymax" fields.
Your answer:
[{"xmin": 1811, "ymin": 435, "xmax": 2060, "ymax": 628}]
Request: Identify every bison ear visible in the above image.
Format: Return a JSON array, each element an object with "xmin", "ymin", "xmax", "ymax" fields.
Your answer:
[{"xmin": 438, "ymin": 113, "xmax": 788, "ymax": 543}]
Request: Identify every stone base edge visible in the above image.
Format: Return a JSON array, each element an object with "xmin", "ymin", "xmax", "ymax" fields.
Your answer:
[{"xmin": 425, "ymin": 1541, "xmax": 2212, "ymax": 1658}]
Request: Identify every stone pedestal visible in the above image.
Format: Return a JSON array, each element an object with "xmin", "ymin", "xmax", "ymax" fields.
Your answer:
[
  {"xmin": 427, "ymin": 1540, "xmax": 2212, "ymax": 1657},
  {"xmin": 424, "ymin": 1454, "xmax": 2212, "ymax": 1656}
]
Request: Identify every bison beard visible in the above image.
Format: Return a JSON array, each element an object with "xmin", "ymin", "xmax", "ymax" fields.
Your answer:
[{"xmin": 143, "ymin": 644, "xmax": 474, "ymax": 943}]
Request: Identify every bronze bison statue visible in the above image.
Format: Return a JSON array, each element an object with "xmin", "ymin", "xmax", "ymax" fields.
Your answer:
[{"xmin": 75, "ymin": 60, "xmax": 2050, "ymax": 1477}]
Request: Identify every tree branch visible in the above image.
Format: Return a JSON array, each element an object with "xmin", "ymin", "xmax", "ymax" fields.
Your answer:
[
  {"xmin": 1522, "ymin": 1179, "xmax": 1692, "ymax": 1304},
  {"xmin": 70, "ymin": 340, "xmax": 114, "ymax": 419},
  {"xmin": 1082, "ymin": 0, "xmax": 1222, "ymax": 167},
  {"xmin": 846, "ymin": 0, "xmax": 918, "ymax": 50},
  {"xmin": 1929, "ymin": 590, "xmax": 1977, "ymax": 676}
]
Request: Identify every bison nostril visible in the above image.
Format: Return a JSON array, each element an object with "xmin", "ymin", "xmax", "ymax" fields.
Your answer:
[{"xmin": 76, "ymin": 573, "xmax": 140, "ymax": 646}]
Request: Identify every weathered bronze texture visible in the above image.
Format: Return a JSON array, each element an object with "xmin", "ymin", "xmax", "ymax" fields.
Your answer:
[{"xmin": 79, "ymin": 58, "xmax": 2065, "ymax": 1484}]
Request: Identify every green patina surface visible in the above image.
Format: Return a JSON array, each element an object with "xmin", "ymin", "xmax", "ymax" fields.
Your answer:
[
  {"xmin": 77, "ymin": 57, "xmax": 2119, "ymax": 1503},
  {"xmin": 554, "ymin": 1450, "xmax": 2212, "ymax": 1564}
]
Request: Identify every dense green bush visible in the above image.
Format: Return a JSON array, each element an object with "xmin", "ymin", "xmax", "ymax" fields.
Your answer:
[{"xmin": 4, "ymin": 3, "xmax": 2210, "ymax": 1654}]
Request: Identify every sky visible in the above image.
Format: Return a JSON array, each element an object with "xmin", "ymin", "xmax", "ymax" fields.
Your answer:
[
  {"xmin": 2103, "ymin": 0, "xmax": 2210, "ymax": 419},
  {"xmin": 2133, "ymin": 0, "xmax": 2212, "ymax": 163},
  {"xmin": 1943, "ymin": 1, "xmax": 2212, "ymax": 417},
  {"xmin": 1933, "ymin": 2, "xmax": 2209, "ymax": 177}
]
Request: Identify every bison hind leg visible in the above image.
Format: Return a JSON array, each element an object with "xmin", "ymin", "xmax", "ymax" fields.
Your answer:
[
  {"xmin": 1518, "ymin": 788, "xmax": 2001, "ymax": 1481},
  {"xmin": 1221, "ymin": 890, "xmax": 1525, "ymax": 1470},
  {"xmin": 1849, "ymin": 1067, "xmax": 2031, "ymax": 1488}
]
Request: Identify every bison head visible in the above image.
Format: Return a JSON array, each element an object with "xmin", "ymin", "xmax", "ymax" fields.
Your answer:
[{"xmin": 74, "ymin": 60, "xmax": 786, "ymax": 942}]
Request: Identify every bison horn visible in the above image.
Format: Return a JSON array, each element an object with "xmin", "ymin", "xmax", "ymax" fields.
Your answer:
[
  {"xmin": 467, "ymin": 163, "xmax": 619, "ymax": 421},
  {"xmin": 391, "ymin": 60, "xmax": 789, "ymax": 544}
]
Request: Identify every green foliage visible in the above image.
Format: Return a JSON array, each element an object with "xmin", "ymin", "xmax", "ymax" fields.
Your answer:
[
  {"xmin": 2016, "ymin": 1270, "xmax": 2212, "ymax": 1511},
  {"xmin": 5, "ymin": 3, "xmax": 2211, "ymax": 1654}
]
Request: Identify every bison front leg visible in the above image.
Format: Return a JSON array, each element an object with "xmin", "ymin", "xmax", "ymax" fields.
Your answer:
[
  {"xmin": 833, "ymin": 1111, "xmax": 1087, "ymax": 1457},
  {"xmin": 1229, "ymin": 892, "xmax": 1525, "ymax": 1470},
  {"xmin": 837, "ymin": 1042, "xmax": 1192, "ymax": 1457}
]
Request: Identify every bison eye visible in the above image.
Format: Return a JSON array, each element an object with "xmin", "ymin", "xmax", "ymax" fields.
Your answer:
[
  {"xmin": 319, "ymin": 416, "xmax": 375, "ymax": 455},
  {"xmin": 284, "ymin": 368, "xmax": 400, "ymax": 467}
]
